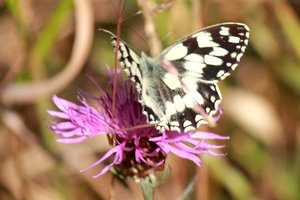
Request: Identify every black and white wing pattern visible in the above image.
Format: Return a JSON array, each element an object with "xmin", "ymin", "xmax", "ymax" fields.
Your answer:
[
  {"xmin": 108, "ymin": 31, "xmax": 143, "ymax": 93},
  {"xmin": 107, "ymin": 23, "xmax": 250, "ymax": 132},
  {"xmin": 161, "ymin": 23, "xmax": 249, "ymax": 81}
]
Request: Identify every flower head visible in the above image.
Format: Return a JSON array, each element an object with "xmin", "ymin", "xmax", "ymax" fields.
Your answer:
[{"xmin": 48, "ymin": 67, "xmax": 229, "ymax": 180}]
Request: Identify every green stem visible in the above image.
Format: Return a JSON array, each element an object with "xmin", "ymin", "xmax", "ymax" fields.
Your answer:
[{"xmin": 141, "ymin": 176, "xmax": 155, "ymax": 200}]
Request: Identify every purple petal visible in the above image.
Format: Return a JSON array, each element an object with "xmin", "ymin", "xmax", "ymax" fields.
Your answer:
[
  {"xmin": 80, "ymin": 144, "xmax": 123, "ymax": 172},
  {"xmin": 163, "ymin": 144, "xmax": 201, "ymax": 166},
  {"xmin": 56, "ymin": 136, "xmax": 88, "ymax": 143},
  {"xmin": 189, "ymin": 131, "xmax": 230, "ymax": 140},
  {"xmin": 52, "ymin": 95, "xmax": 80, "ymax": 112},
  {"xmin": 92, "ymin": 163, "xmax": 114, "ymax": 178},
  {"xmin": 47, "ymin": 110, "xmax": 70, "ymax": 119}
]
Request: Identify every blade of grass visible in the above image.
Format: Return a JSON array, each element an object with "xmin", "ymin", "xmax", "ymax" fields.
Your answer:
[
  {"xmin": 32, "ymin": 0, "xmax": 73, "ymax": 62},
  {"xmin": 203, "ymin": 155, "xmax": 256, "ymax": 200},
  {"xmin": 5, "ymin": 0, "xmax": 28, "ymax": 39},
  {"xmin": 272, "ymin": 2, "xmax": 300, "ymax": 61}
]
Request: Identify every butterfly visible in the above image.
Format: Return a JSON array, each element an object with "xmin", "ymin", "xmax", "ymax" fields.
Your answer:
[{"xmin": 104, "ymin": 22, "xmax": 249, "ymax": 132}]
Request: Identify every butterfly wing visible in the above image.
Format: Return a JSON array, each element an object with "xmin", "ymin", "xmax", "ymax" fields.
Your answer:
[
  {"xmin": 107, "ymin": 31, "xmax": 162, "ymax": 124},
  {"xmin": 161, "ymin": 23, "xmax": 249, "ymax": 81},
  {"xmin": 109, "ymin": 36, "xmax": 143, "ymax": 91},
  {"xmin": 155, "ymin": 23, "xmax": 249, "ymax": 132}
]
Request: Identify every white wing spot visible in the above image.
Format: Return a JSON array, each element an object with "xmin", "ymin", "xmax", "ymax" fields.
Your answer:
[
  {"xmin": 184, "ymin": 126, "xmax": 195, "ymax": 132},
  {"xmin": 182, "ymin": 94, "xmax": 194, "ymax": 108},
  {"xmin": 236, "ymin": 53, "xmax": 243, "ymax": 62},
  {"xmin": 220, "ymin": 72, "xmax": 230, "ymax": 80},
  {"xmin": 181, "ymin": 77, "xmax": 198, "ymax": 91},
  {"xmin": 219, "ymin": 26, "xmax": 230, "ymax": 36},
  {"xmin": 171, "ymin": 126, "xmax": 181, "ymax": 132},
  {"xmin": 131, "ymin": 63, "xmax": 142, "ymax": 80},
  {"xmin": 184, "ymin": 71, "xmax": 203, "ymax": 78},
  {"xmin": 190, "ymin": 90, "xmax": 204, "ymax": 105},
  {"xmin": 173, "ymin": 95, "xmax": 186, "ymax": 112},
  {"xmin": 162, "ymin": 73, "xmax": 182, "ymax": 90},
  {"xmin": 117, "ymin": 50, "xmax": 122, "ymax": 59},
  {"xmin": 120, "ymin": 44, "xmax": 126, "ymax": 52},
  {"xmin": 121, "ymin": 49, "xmax": 129, "ymax": 58},
  {"xmin": 142, "ymin": 110, "xmax": 148, "ymax": 115},
  {"xmin": 206, "ymin": 107, "xmax": 211, "ymax": 113},
  {"xmin": 241, "ymin": 46, "xmax": 246, "ymax": 52},
  {"xmin": 136, "ymin": 84, "xmax": 142, "ymax": 92},
  {"xmin": 129, "ymin": 50, "xmax": 140, "ymax": 64},
  {"xmin": 170, "ymin": 121, "xmax": 180, "ymax": 127},
  {"xmin": 183, "ymin": 120, "xmax": 192, "ymax": 127},
  {"xmin": 184, "ymin": 53, "xmax": 204, "ymax": 62},
  {"xmin": 124, "ymin": 58, "xmax": 131, "ymax": 67},
  {"xmin": 197, "ymin": 120, "xmax": 205, "ymax": 127},
  {"xmin": 231, "ymin": 52, "xmax": 237, "ymax": 58},
  {"xmin": 138, "ymin": 98, "xmax": 144, "ymax": 104},
  {"xmin": 228, "ymin": 36, "xmax": 240, "ymax": 43},
  {"xmin": 210, "ymin": 85, "xmax": 216, "ymax": 91},
  {"xmin": 195, "ymin": 114, "xmax": 203, "ymax": 122},
  {"xmin": 204, "ymin": 55, "xmax": 223, "ymax": 66},
  {"xmin": 149, "ymin": 114, "xmax": 155, "ymax": 121},
  {"xmin": 217, "ymin": 70, "xmax": 225, "ymax": 78},
  {"xmin": 231, "ymin": 64, "xmax": 238, "ymax": 70},
  {"xmin": 226, "ymin": 62, "xmax": 232, "ymax": 67},
  {"xmin": 210, "ymin": 96, "xmax": 216, "ymax": 102},
  {"xmin": 193, "ymin": 32, "xmax": 219, "ymax": 48},
  {"xmin": 164, "ymin": 43, "xmax": 188, "ymax": 60},
  {"xmin": 210, "ymin": 47, "xmax": 228, "ymax": 56},
  {"xmin": 184, "ymin": 61, "xmax": 205, "ymax": 74},
  {"xmin": 165, "ymin": 101, "xmax": 177, "ymax": 118}
]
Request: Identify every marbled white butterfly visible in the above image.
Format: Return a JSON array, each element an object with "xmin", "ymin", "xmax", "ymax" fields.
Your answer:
[{"xmin": 105, "ymin": 23, "xmax": 249, "ymax": 132}]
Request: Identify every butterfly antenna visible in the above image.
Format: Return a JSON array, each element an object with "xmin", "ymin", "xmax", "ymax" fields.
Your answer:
[{"xmin": 111, "ymin": 0, "xmax": 127, "ymax": 21}]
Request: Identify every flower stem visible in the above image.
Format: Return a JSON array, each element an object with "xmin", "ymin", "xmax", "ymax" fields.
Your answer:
[{"xmin": 141, "ymin": 176, "xmax": 155, "ymax": 200}]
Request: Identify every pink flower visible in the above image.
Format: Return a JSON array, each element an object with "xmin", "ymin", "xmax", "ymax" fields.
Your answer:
[{"xmin": 48, "ymin": 68, "xmax": 229, "ymax": 179}]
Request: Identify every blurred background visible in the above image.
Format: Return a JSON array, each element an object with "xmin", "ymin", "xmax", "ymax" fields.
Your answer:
[{"xmin": 0, "ymin": 0, "xmax": 300, "ymax": 199}]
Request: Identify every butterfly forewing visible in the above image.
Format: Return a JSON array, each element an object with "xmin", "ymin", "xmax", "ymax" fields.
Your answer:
[
  {"xmin": 110, "ymin": 36, "xmax": 143, "ymax": 93},
  {"xmin": 109, "ymin": 23, "xmax": 249, "ymax": 133},
  {"xmin": 161, "ymin": 23, "xmax": 249, "ymax": 82},
  {"xmin": 109, "ymin": 33, "xmax": 162, "ymax": 124}
]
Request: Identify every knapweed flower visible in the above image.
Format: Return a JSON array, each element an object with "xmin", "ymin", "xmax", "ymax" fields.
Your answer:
[{"xmin": 48, "ymin": 67, "xmax": 229, "ymax": 180}]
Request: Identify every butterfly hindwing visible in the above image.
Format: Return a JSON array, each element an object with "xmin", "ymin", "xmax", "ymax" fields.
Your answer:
[{"xmin": 155, "ymin": 75, "xmax": 222, "ymax": 132}]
